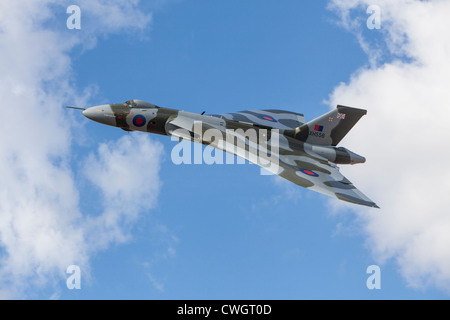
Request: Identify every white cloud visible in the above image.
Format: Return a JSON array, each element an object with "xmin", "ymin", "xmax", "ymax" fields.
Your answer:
[
  {"xmin": 327, "ymin": 0, "xmax": 450, "ymax": 292},
  {"xmin": 83, "ymin": 134, "xmax": 164, "ymax": 249},
  {"xmin": 78, "ymin": 0, "xmax": 152, "ymax": 32},
  {"xmin": 0, "ymin": 0, "xmax": 163, "ymax": 298}
]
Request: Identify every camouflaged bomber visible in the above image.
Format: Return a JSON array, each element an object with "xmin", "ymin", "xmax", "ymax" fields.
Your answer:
[{"xmin": 67, "ymin": 100, "xmax": 378, "ymax": 208}]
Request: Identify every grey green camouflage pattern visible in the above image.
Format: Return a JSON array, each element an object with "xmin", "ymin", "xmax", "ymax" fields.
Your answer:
[{"xmin": 74, "ymin": 99, "xmax": 378, "ymax": 208}]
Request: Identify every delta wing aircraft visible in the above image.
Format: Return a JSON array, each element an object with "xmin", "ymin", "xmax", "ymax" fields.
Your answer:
[{"xmin": 67, "ymin": 100, "xmax": 378, "ymax": 208}]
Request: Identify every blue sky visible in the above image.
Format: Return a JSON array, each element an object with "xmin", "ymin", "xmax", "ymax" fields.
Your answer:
[{"xmin": 1, "ymin": 0, "xmax": 450, "ymax": 300}]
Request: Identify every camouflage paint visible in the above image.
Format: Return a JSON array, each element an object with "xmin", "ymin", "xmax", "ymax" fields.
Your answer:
[{"xmin": 78, "ymin": 100, "xmax": 378, "ymax": 208}]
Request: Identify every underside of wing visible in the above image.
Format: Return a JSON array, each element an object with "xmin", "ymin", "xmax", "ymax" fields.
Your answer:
[
  {"xmin": 218, "ymin": 109, "xmax": 306, "ymax": 130},
  {"xmin": 277, "ymin": 153, "xmax": 379, "ymax": 208}
]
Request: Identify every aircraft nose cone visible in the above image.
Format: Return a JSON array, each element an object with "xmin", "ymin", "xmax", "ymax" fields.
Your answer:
[
  {"xmin": 82, "ymin": 105, "xmax": 116, "ymax": 126},
  {"xmin": 82, "ymin": 106, "xmax": 101, "ymax": 121},
  {"xmin": 81, "ymin": 108, "xmax": 92, "ymax": 119}
]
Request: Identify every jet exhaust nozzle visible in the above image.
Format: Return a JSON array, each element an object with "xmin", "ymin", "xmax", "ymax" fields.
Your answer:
[{"xmin": 309, "ymin": 145, "xmax": 365, "ymax": 165}]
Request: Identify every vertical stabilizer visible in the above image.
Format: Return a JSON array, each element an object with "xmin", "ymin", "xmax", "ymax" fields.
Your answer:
[{"xmin": 285, "ymin": 105, "xmax": 367, "ymax": 146}]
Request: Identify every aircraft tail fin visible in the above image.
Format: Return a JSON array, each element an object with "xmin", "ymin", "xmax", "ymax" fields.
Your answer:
[{"xmin": 286, "ymin": 105, "xmax": 367, "ymax": 146}]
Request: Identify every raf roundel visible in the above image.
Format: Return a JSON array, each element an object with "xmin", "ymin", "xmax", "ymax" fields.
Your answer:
[
  {"xmin": 258, "ymin": 115, "xmax": 278, "ymax": 123},
  {"xmin": 133, "ymin": 114, "xmax": 147, "ymax": 127},
  {"xmin": 299, "ymin": 168, "xmax": 319, "ymax": 177}
]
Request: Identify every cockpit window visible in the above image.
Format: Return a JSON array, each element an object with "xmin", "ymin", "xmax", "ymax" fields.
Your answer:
[
  {"xmin": 124, "ymin": 100, "xmax": 136, "ymax": 107},
  {"xmin": 124, "ymin": 99, "xmax": 159, "ymax": 109}
]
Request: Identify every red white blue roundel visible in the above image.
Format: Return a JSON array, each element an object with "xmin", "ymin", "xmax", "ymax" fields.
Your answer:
[
  {"xmin": 299, "ymin": 168, "xmax": 319, "ymax": 177},
  {"xmin": 258, "ymin": 115, "xmax": 278, "ymax": 122},
  {"xmin": 133, "ymin": 115, "xmax": 146, "ymax": 127}
]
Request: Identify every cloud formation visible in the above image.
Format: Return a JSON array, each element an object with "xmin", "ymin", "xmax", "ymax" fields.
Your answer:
[
  {"xmin": 327, "ymin": 0, "xmax": 450, "ymax": 292},
  {"xmin": 0, "ymin": 1, "xmax": 162, "ymax": 298},
  {"xmin": 84, "ymin": 134, "xmax": 163, "ymax": 249}
]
